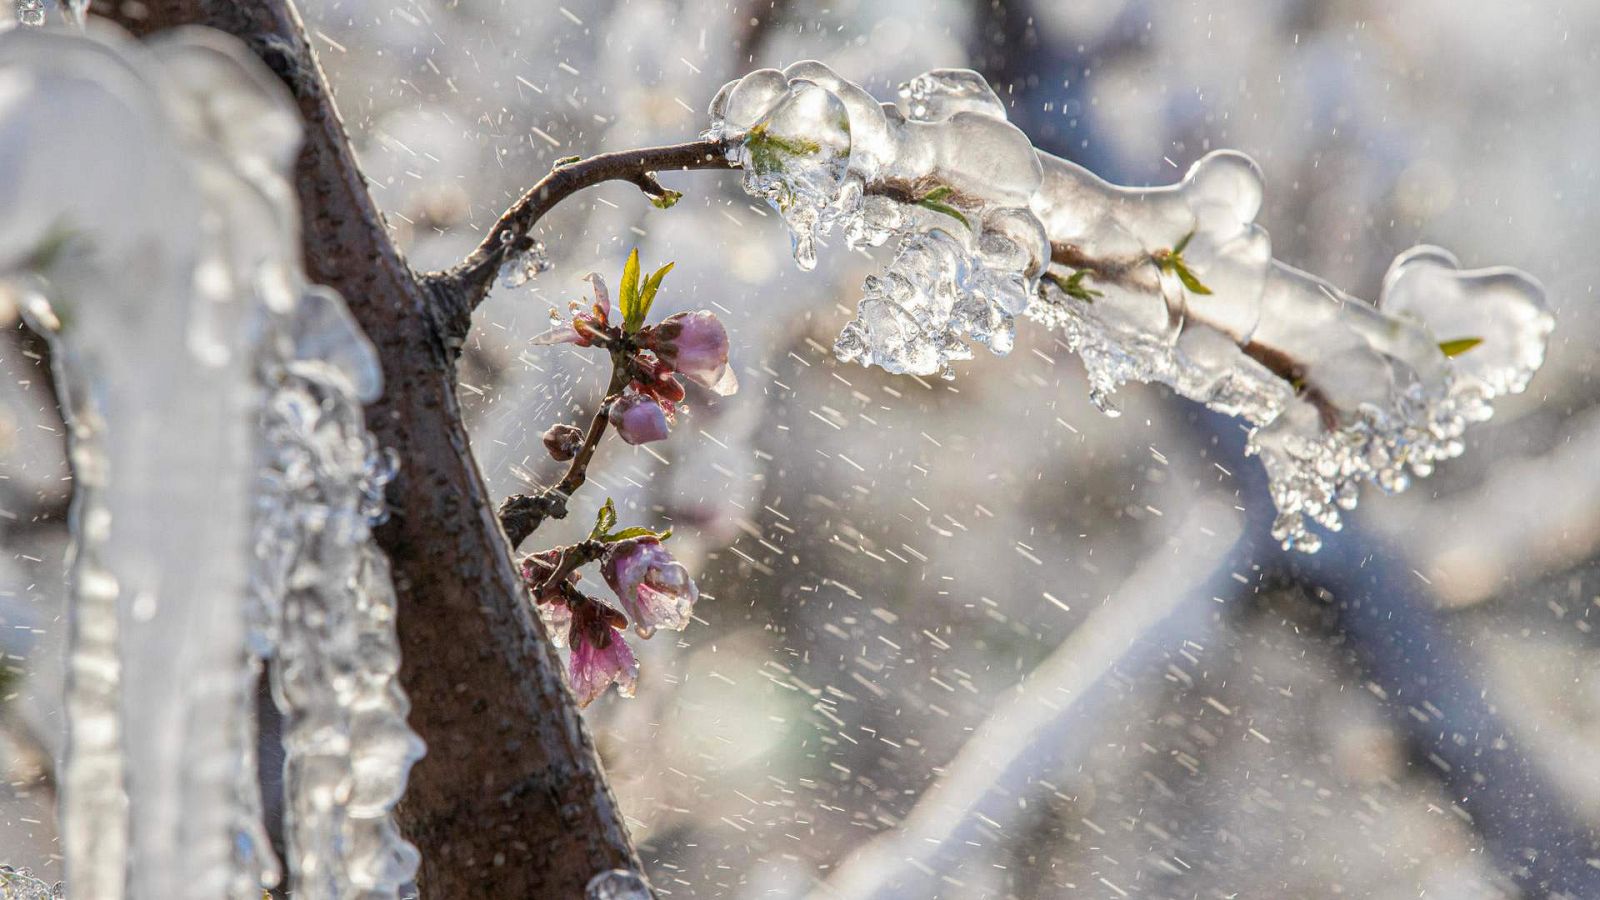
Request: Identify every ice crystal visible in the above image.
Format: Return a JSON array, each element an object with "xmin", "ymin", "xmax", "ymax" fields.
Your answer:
[
  {"xmin": 12, "ymin": 2, "xmax": 44, "ymax": 26},
  {"xmin": 498, "ymin": 237, "xmax": 552, "ymax": 290},
  {"xmin": 585, "ymin": 869, "xmax": 653, "ymax": 900},
  {"xmin": 709, "ymin": 62, "xmax": 1046, "ymax": 379},
  {"xmin": 0, "ymin": 26, "xmax": 419, "ymax": 897},
  {"xmin": 709, "ymin": 63, "xmax": 1552, "ymax": 549},
  {"xmin": 0, "ymin": 867, "xmax": 62, "ymax": 900}
]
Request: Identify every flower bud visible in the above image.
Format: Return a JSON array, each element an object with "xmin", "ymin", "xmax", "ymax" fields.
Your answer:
[
  {"xmin": 542, "ymin": 423, "xmax": 584, "ymax": 461},
  {"xmin": 646, "ymin": 310, "xmax": 738, "ymax": 396},
  {"xmin": 609, "ymin": 392, "xmax": 670, "ymax": 445}
]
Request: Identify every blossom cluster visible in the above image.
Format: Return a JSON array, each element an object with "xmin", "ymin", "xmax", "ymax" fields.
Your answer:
[{"xmin": 522, "ymin": 251, "xmax": 734, "ymax": 705}]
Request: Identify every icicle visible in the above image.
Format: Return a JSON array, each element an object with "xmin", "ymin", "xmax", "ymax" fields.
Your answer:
[
  {"xmin": 257, "ymin": 300, "xmax": 422, "ymax": 899},
  {"xmin": 11, "ymin": 1, "xmax": 44, "ymax": 25},
  {"xmin": 0, "ymin": 26, "xmax": 422, "ymax": 898},
  {"xmin": 707, "ymin": 62, "xmax": 1553, "ymax": 550},
  {"xmin": 586, "ymin": 870, "xmax": 654, "ymax": 900}
]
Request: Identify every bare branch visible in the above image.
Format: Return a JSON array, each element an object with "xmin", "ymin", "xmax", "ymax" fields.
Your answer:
[
  {"xmin": 424, "ymin": 140, "xmax": 736, "ymax": 336},
  {"xmin": 502, "ymin": 364, "xmax": 629, "ymax": 548}
]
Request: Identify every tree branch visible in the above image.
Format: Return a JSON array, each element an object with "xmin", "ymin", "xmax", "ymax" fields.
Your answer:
[
  {"xmin": 501, "ymin": 363, "xmax": 628, "ymax": 548},
  {"xmin": 423, "ymin": 140, "xmax": 735, "ymax": 345}
]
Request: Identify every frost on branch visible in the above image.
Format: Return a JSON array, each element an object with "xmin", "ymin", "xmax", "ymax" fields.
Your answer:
[
  {"xmin": 0, "ymin": 26, "xmax": 418, "ymax": 898},
  {"xmin": 707, "ymin": 62, "xmax": 1552, "ymax": 551}
]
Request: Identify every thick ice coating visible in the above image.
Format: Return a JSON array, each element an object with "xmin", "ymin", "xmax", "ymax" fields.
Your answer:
[
  {"xmin": 708, "ymin": 62, "xmax": 1553, "ymax": 551},
  {"xmin": 709, "ymin": 63, "xmax": 1048, "ymax": 378},
  {"xmin": 0, "ymin": 26, "xmax": 419, "ymax": 898}
]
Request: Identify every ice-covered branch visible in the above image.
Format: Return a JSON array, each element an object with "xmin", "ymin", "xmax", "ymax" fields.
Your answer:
[
  {"xmin": 707, "ymin": 62, "xmax": 1554, "ymax": 552},
  {"xmin": 424, "ymin": 140, "xmax": 734, "ymax": 340}
]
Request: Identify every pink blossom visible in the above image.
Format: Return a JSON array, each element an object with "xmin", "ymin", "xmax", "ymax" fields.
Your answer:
[
  {"xmin": 644, "ymin": 310, "xmax": 738, "ymax": 396},
  {"xmin": 530, "ymin": 273, "xmax": 613, "ymax": 346},
  {"xmin": 520, "ymin": 549, "xmax": 576, "ymax": 646},
  {"xmin": 568, "ymin": 603, "xmax": 638, "ymax": 707},
  {"xmin": 609, "ymin": 391, "xmax": 670, "ymax": 445},
  {"xmin": 536, "ymin": 598, "xmax": 573, "ymax": 649},
  {"xmin": 627, "ymin": 352, "xmax": 687, "ymax": 407},
  {"xmin": 602, "ymin": 536, "xmax": 699, "ymax": 637}
]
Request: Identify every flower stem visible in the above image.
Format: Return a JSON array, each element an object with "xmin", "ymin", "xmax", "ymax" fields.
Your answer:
[{"xmin": 500, "ymin": 358, "xmax": 629, "ymax": 548}]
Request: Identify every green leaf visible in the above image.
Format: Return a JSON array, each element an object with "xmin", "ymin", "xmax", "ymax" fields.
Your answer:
[
  {"xmin": 918, "ymin": 200, "xmax": 970, "ymax": 230},
  {"xmin": 598, "ymin": 525, "xmax": 663, "ymax": 543},
  {"xmin": 744, "ymin": 122, "xmax": 823, "ymax": 175},
  {"xmin": 596, "ymin": 523, "xmax": 672, "ymax": 543},
  {"xmin": 650, "ymin": 189, "xmax": 683, "ymax": 210},
  {"xmin": 618, "ymin": 248, "xmax": 642, "ymax": 332},
  {"xmin": 635, "ymin": 262, "xmax": 675, "ymax": 326},
  {"xmin": 1172, "ymin": 259, "xmax": 1213, "ymax": 296},
  {"xmin": 553, "ymin": 155, "xmax": 581, "ymax": 168},
  {"xmin": 1173, "ymin": 229, "xmax": 1195, "ymax": 256},
  {"xmin": 1438, "ymin": 337, "xmax": 1484, "ymax": 358},
  {"xmin": 914, "ymin": 185, "xmax": 969, "ymax": 229},
  {"xmin": 590, "ymin": 498, "xmax": 619, "ymax": 540},
  {"xmin": 1044, "ymin": 270, "xmax": 1102, "ymax": 303}
]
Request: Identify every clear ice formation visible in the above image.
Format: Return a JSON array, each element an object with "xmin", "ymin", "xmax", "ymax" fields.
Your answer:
[
  {"xmin": 0, "ymin": 25, "xmax": 419, "ymax": 898},
  {"xmin": 3, "ymin": 0, "xmax": 85, "ymax": 27},
  {"xmin": 707, "ymin": 63, "xmax": 1553, "ymax": 551},
  {"xmin": 498, "ymin": 237, "xmax": 553, "ymax": 290},
  {"xmin": 0, "ymin": 867, "xmax": 63, "ymax": 900}
]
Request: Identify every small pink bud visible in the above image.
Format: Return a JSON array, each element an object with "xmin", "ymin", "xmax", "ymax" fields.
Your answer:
[
  {"xmin": 542, "ymin": 423, "xmax": 584, "ymax": 461},
  {"xmin": 648, "ymin": 311, "xmax": 738, "ymax": 396},
  {"xmin": 601, "ymin": 536, "xmax": 699, "ymax": 637},
  {"xmin": 609, "ymin": 392, "xmax": 670, "ymax": 445}
]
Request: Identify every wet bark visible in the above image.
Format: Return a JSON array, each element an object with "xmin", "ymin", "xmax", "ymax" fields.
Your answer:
[{"xmin": 91, "ymin": 1, "xmax": 641, "ymax": 896}]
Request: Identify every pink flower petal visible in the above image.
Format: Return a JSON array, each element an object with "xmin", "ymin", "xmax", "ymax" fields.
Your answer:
[{"xmin": 568, "ymin": 630, "xmax": 638, "ymax": 707}]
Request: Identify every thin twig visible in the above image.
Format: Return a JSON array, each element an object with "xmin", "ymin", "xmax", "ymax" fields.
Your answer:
[
  {"xmin": 501, "ymin": 361, "xmax": 630, "ymax": 548},
  {"xmin": 426, "ymin": 139, "xmax": 737, "ymax": 318},
  {"xmin": 1048, "ymin": 241, "xmax": 1153, "ymax": 285}
]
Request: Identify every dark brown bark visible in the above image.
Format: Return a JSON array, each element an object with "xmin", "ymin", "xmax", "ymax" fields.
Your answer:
[
  {"xmin": 92, "ymin": 1, "xmax": 642, "ymax": 896},
  {"xmin": 426, "ymin": 141, "xmax": 734, "ymax": 329}
]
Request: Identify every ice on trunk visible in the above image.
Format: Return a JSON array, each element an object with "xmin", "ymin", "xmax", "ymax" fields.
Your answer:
[
  {"xmin": 708, "ymin": 62, "xmax": 1552, "ymax": 550},
  {"xmin": 0, "ymin": 25, "xmax": 420, "ymax": 898},
  {"xmin": 0, "ymin": 867, "xmax": 62, "ymax": 900}
]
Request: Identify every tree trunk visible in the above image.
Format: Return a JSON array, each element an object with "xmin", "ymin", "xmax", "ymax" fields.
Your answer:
[{"xmin": 91, "ymin": 2, "xmax": 642, "ymax": 895}]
